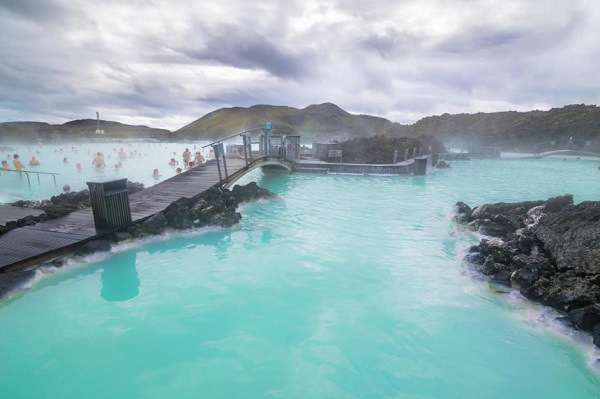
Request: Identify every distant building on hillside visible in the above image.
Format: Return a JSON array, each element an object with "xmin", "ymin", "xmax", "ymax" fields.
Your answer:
[{"xmin": 95, "ymin": 111, "xmax": 105, "ymax": 135}]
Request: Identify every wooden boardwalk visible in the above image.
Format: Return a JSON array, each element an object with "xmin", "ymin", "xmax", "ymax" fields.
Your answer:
[{"xmin": 0, "ymin": 157, "xmax": 248, "ymax": 272}]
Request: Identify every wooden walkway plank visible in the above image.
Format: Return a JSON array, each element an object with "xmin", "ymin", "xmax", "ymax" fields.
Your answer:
[{"xmin": 0, "ymin": 156, "xmax": 251, "ymax": 272}]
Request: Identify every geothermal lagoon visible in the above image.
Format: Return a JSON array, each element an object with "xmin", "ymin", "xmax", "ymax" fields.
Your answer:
[{"xmin": 1, "ymin": 140, "xmax": 600, "ymax": 398}]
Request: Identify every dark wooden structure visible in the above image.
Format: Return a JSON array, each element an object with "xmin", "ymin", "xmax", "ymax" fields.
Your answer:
[{"xmin": 0, "ymin": 158, "xmax": 248, "ymax": 272}]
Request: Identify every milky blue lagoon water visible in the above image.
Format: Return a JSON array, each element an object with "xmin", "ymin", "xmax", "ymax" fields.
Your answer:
[
  {"xmin": 1, "ymin": 144, "xmax": 600, "ymax": 398},
  {"xmin": 0, "ymin": 141, "xmax": 213, "ymax": 203}
]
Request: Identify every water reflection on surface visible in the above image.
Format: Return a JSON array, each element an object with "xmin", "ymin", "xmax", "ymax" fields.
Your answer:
[{"xmin": 101, "ymin": 250, "xmax": 140, "ymax": 302}]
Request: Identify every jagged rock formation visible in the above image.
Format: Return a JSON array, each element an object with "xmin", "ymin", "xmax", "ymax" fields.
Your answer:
[
  {"xmin": 455, "ymin": 195, "xmax": 600, "ymax": 347},
  {"xmin": 339, "ymin": 136, "xmax": 446, "ymax": 164},
  {"xmin": 127, "ymin": 182, "xmax": 274, "ymax": 237}
]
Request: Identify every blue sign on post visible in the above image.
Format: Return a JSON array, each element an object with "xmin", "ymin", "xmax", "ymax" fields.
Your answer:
[
  {"xmin": 266, "ymin": 122, "xmax": 272, "ymax": 130},
  {"xmin": 213, "ymin": 143, "xmax": 224, "ymax": 159}
]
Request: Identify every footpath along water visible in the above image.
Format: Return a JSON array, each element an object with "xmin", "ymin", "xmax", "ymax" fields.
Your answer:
[{"xmin": 1, "ymin": 149, "xmax": 600, "ymax": 398}]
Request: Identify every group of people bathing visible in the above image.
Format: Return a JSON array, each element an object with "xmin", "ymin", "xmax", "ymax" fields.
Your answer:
[
  {"xmin": 1, "ymin": 147, "xmax": 209, "ymax": 179},
  {"xmin": 1, "ymin": 154, "xmax": 37, "ymax": 172},
  {"xmin": 169, "ymin": 148, "xmax": 207, "ymax": 174}
]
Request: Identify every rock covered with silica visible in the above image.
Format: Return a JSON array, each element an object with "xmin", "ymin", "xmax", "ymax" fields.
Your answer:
[
  {"xmin": 129, "ymin": 183, "xmax": 275, "ymax": 237},
  {"xmin": 455, "ymin": 194, "xmax": 600, "ymax": 347}
]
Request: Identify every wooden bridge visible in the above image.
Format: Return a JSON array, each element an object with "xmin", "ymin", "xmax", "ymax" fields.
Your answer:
[
  {"xmin": 0, "ymin": 124, "xmax": 430, "ymax": 274},
  {"xmin": 0, "ymin": 126, "xmax": 294, "ymax": 273}
]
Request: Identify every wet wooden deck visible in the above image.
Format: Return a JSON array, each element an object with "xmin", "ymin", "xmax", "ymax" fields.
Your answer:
[
  {"xmin": 0, "ymin": 158, "xmax": 249, "ymax": 272},
  {"xmin": 0, "ymin": 205, "xmax": 45, "ymax": 226}
]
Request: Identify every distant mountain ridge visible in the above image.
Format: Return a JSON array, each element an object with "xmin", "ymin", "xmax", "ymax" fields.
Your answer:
[
  {"xmin": 0, "ymin": 119, "xmax": 170, "ymax": 142},
  {"xmin": 174, "ymin": 103, "xmax": 600, "ymax": 151},
  {"xmin": 174, "ymin": 103, "xmax": 404, "ymax": 142},
  {"xmin": 409, "ymin": 104, "xmax": 600, "ymax": 151},
  {"xmin": 1, "ymin": 103, "xmax": 599, "ymax": 150}
]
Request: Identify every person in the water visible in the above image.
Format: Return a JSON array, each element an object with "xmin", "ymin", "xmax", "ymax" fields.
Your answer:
[
  {"xmin": 92, "ymin": 152, "xmax": 105, "ymax": 169},
  {"xmin": 13, "ymin": 154, "xmax": 24, "ymax": 171}
]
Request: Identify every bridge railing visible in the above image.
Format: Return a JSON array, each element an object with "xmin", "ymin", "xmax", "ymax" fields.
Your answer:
[
  {"xmin": 0, "ymin": 169, "xmax": 60, "ymax": 188},
  {"xmin": 202, "ymin": 124, "xmax": 299, "ymax": 181}
]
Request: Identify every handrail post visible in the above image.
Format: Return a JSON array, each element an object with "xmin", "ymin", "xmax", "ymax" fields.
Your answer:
[
  {"xmin": 212, "ymin": 142, "xmax": 227, "ymax": 181},
  {"xmin": 216, "ymin": 159, "xmax": 222, "ymax": 180},
  {"xmin": 265, "ymin": 122, "xmax": 272, "ymax": 156},
  {"xmin": 242, "ymin": 133, "xmax": 250, "ymax": 166}
]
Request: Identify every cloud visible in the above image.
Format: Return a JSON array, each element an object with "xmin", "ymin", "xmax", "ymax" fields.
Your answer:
[
  {"xmin": 177, "ymin": 23, "xmax": 315, "ymax": 80},
  {"xmin": 0, "ymin": 0, "xmax": 599, "ymax": 130},
  {"xmin": 0, "ymin": 0, "xmax": 67, "ymax": 24}
]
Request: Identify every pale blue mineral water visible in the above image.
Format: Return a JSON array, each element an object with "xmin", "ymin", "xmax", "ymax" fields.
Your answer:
[{"xmin": 1, "ymin": 144, "xmax": 600, "ymax": 398}]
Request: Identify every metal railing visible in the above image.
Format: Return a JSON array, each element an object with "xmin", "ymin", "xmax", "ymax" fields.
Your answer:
[
  {"xmin": 0, "ymin": 169, "xmax": 60, "ymax": 187},
  {"xmin": 199, "ymin": 123, "xmax": 301, "ymax": 183},
  {"xmin": 201, "ymin": 124, "xmax": 272, "ymax": 181}
]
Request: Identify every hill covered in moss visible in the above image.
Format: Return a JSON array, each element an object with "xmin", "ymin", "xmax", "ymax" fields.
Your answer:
[
  {"xmin": 2, "ymin": 103, "xmax": 599, "ymax": 152},
  {"xmin": 174, "ymin": 103, "xmax": 600, "ymax": 152},
  {"xmin": 0, "ymin": 120, "xmax": 171, "ymax": 143},
  {"xmin": 173, "ymin": 103, "xmax": 405, "ymax": 142},
  {"xmin": 408, "ymin": 104, "xmax": 600, "ymax": 152}
]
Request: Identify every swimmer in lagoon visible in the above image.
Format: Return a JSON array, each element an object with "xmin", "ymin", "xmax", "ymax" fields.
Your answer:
[
  {"xmin": 182, "ymin": 148, "xmax": 191, "ymax": 164},
  {"xmin": 194, "ymin": 152, "xmax": 205, "ymax": 165},
  {"xmin": 13, "ymin": 154, "xmax": 24, "ymax": 171},
  {"xmin": 92, "ymin": 152, "xmax": 106, "ymax": 169}
]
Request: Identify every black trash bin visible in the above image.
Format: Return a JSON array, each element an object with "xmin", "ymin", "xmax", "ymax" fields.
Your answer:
[
  {"xmin": 86, "ymin": 178, "xmax": 132, "ymax": 229},
  {"xmin": 414, "ymin": 156, "xmax": 431, "ymax": 176}
]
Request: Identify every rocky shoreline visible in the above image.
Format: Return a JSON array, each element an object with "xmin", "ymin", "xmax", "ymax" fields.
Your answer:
[
  {"xmin": 0, "ymin": 182, "xmax": 275, "ymax": 300},
  {"xmin": 0, "ymin": 181, "xmax": 145, "ymax": 236},
  {"xmin": 455, "ymin": 195, "xmax": 600, "ymax": 348}
]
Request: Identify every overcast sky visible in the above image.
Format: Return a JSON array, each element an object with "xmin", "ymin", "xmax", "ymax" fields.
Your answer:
[{"xmin": 1, "ymin": 0, "xmax": 598, "ymax": 131}]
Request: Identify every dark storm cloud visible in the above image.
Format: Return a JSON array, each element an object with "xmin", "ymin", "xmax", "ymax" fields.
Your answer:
[
  {"xmin": 359, "ymin": 28, "xmax": 423, "ymax": 58},
  {"xmin": 435, "ymin": 28, "xmax": 525, "ymax": 54},
  {"xmin": 179, "ymin": 24, "xmax": 313, "ymax": 80},
  {"xmin": 0, "ymin": 0, "xmax": 68, "ymax": 24}
]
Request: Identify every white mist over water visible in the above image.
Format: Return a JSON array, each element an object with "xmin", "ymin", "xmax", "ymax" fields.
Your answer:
[
  {"xmin": 0, "ymin": 140, "xmax": 213, "ymax": 203},
  {"xmin": 1, "ymin": 143, "xmax": 600, "ymax": 398}
]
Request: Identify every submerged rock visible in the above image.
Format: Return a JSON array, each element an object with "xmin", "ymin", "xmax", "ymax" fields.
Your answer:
[
  {"xmin": 455, "ymin": 194, "xmax": 600, "ymax": 347},
  {"xmin": 436, "ymin": 160, "xmax": 451, "ymax": 169}
]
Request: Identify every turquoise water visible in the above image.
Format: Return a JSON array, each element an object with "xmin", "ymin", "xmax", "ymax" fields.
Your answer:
[{"xmin": 1, "ymin": 155, "xmax": 600, "ymax": 398}]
